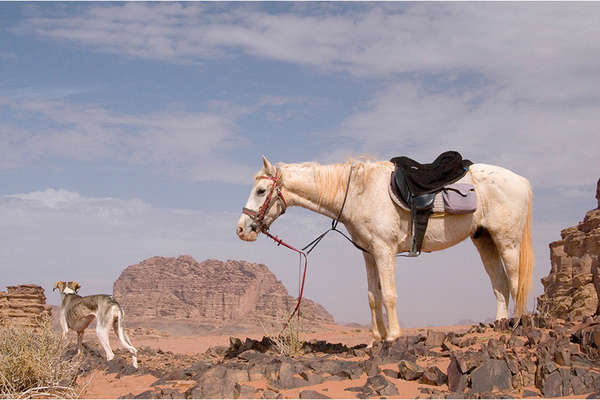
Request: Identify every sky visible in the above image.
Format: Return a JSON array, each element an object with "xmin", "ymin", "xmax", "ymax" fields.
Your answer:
[{"xmin": 1, "ymin": 2, "xmax": 599, "ymax": 327}]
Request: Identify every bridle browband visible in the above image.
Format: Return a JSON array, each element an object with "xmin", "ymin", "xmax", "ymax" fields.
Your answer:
[{"xmin": 242, "ymin": 168, "xmax": 287, "ymax": 233}]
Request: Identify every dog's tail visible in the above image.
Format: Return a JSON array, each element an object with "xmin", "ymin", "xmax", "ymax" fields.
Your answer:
[{"xmin": 113, "ymin": 305, "xmax": 138, "ymax": 368}]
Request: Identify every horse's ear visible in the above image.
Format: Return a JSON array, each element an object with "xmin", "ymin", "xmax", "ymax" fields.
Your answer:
[{"xmin": 262, "ymin": 156, "xmax": 275, "ymax": 176}]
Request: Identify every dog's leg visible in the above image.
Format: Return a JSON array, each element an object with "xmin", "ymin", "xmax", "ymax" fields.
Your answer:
[
  {"xmin": 113, "ymin": 308, "xmax": 138, "ymax": 368},
  {"xmin": 76, "ymin": 331, "xmax": 84, "ymax": 356},
  {"xmin": 96, "ymin": 324, "xmax": 114, "ymax": 361},
  {"xmin": 59, "ymin": 310, "xmax": 69, "ymax": 340}
]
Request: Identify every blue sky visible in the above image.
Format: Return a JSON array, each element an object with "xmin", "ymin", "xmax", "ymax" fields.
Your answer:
[{"xmin": 1, "ymin": 2, "xmax": 599, "ymax": 327}]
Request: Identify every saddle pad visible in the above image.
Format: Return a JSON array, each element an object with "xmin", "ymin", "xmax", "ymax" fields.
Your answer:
[{"xmin": 388, "ymin": 173, "xmax": 477, "ymax": 215}]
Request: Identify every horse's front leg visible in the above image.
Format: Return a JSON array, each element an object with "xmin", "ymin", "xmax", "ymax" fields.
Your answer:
[
  {"xmin": 362, "ymin": 252, "xmax": 387, "ymax": 343},
  {"xmin": 372, "ymin": 247, "xmax": 402, "ymax": 341}
]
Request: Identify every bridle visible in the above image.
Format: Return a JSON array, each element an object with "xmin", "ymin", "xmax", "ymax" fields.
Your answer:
[
  {"xmin": 242, "ymin": 168, "xmax": 287, "ymax": 233},
  {"xmin": 241, "ymin": 164, "xmax": 368, "ymax": 334}
]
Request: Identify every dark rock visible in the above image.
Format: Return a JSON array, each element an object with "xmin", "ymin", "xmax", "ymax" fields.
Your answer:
[
  {"xmin": 234, "ymin": 384, "xmax": 258, "ymax": 399},
  {"xmin": 366, "ymin": 374, "xmax": 399, "ymax": 396},
  {"xmin": 275, "ymin": 361, "xmax": 307, "ymax": 389},
  {"xmin": 470, "ymin": 359, "xmax": 512, "ymax": 393},
  {"xmin": 363, "ymin": 357, "xmax": 381, "ymax": 377},
  {"xmin": 368, "ymin": 337, "xmax": 419, "ymax": 363},
  {"xmin": 554, "ymin": 346, "xmax": 571, "ymax": 366},
  {"xmin": 238, "ymin": 349, "xmax": 271, "ymax": 363},
  {"xmin": 299, "ymin": 370, "xmax": 325, "ymax": 385},
  {"xmin": 426, "ymin": 330, "xmax": 446, "ymax": 348},
  {"xmin": 454, "ymin": 350, "xmax": 489, "ymax": 374},
  {"xmin": 302, "ymin": 340, "xmax": 352, "ymax": 354},
  {"xmin": 383, "ymin": 368, "xmax": 398, "ymax": 378},
  {"xmin": 541, "ymin": 370, "xmax": 563, "ymax": 398},
  {"xmin": 398, "ymin": 359, "xmax": 424, "ymax": 381},
  {"xmin": 522, "ymin": 388, "xmax": 540, "ymax": 397},
  {"xmin": 447, "ymin": 358, "xmax": 467, "ymax": 393},
  {"xmin": 524, "ymin": 328, "xmax": 542, "ymax": 347},
  {"xmin": 494, "ymin": 318, "xmax": 510, "ymax": 332},
  {"xmin": 299, "ymin": 390, "xmax": 331, "ymax": 399},
  {"xmin": 486, "ymin": 338, "xmax": 506, "ymax": 359},
  {"xmin": 419, "ymin": 366, "xmax": 447, "ymax": 386},
  {"xmin": 570, "ymin": 375, "xmax": 588, "ymax": 396}
]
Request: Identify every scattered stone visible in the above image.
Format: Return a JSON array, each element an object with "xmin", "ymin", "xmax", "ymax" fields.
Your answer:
[
  {"xmin": 447, "ymin": 357, "xmax": 467, "ymax": 393},
  {"xmin": 470, "ymin": 359, "xmax": 512, "ymax": 393},
  {"xmin": 366, "ymin": 374, "xmax": 399, "ymax": 396},
  {"xmin": 426, "ymin": 330, "xmax": 446, "ymax": 348},
  {"xmin": 398, "ymin": 359, "xmax": 424, "ymax": 381},
  {"xmin": 299, "ymin": 390, "xmax": 331, "ymax": 399},
  {"xmin": 420, "ymin": 366, "xmax": 447, "ymax": 386}
]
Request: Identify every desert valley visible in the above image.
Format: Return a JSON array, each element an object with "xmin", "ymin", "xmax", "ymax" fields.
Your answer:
[{"xmin": 1, "ymin": 185, "xmax": 600, "ymax": 399}]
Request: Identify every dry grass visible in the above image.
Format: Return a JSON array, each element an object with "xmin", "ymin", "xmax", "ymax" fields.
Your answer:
[
  {"xmin": 0, "ymin": 315, "xmax": 84, "ymax": 399},
  {"xmin": 260, "ymin": 311, "xmax": 306, "ymax": 357}
]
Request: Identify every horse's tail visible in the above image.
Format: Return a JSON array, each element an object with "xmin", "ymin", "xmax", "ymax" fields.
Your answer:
[{"xmin": 515, "ymin": 188, "xmax": 534, "ymax": 317}]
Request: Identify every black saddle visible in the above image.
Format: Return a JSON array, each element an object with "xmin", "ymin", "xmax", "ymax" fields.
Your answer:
[{"xmin": 390, "ymin": 151, "xmax": 472, "ymax": 256}]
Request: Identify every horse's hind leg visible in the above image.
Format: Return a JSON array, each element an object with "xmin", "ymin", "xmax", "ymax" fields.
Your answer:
[
  {"xmin": 471, "ymin": 229, "xmax": 510, "ymax": 320},
  {"xmin": 363, "ymin": 253, "xmax": 387, "ymax": 342}
]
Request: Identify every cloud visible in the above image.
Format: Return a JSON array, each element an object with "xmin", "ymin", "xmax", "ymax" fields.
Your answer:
[
  {"xmin": 328, "ymin": 81, "xmax": 600, "ymax": 192},
  {"xmin": 0, "ymin": 95, "xmax": 256, "ymax": 183}
]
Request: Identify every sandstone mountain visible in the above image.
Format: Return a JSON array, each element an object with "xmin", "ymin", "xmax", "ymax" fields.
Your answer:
[
  {"xmin": 113, "ymin": 256, "xmax": 334, "ymax": 331},
  {"xmin": 0, "ymin": 284, "xmax": 52, "ymax": 328},
  {"xmin": 537, "ymin": 179, "xmax": 600, "ymax": 320}
]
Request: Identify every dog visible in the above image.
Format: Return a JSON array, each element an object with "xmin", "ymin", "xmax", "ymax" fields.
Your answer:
[{"xmin": 53, "ymin": 280, "xmax": 138, "ymax": 368}]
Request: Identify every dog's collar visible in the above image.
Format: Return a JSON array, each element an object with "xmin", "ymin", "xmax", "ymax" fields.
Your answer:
[{"xmin": 62, "ymin": 287, "xmax": 76, "ymax": 294}]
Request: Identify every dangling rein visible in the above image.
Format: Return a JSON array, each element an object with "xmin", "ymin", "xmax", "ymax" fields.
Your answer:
[{"xmin": 243, "ymin": 166, "xmax": 368, "ymax": 334}]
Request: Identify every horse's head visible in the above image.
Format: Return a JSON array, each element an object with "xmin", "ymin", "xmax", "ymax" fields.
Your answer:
[{"xmin": 237, "ymin": 156, "xmax": 287, "ymax": 241}]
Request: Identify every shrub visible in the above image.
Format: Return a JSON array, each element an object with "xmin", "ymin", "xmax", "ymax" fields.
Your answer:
[
  {"xmin": 260, "ymin": 310, "xmax": 306, "ymax": 357},
  {"xmin": 0, "ymin": 315, "xmax": 82, "ymax": 399}
]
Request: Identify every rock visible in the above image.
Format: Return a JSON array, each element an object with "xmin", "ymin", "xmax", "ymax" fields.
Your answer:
[
  {"xmin": 447, "ymin": 358, "xmax": 467, "ymax": 393},
  {"xmin": 262, "ymin": 389, "xmax": 281, "ymax": 399},
  {"xmin": 0, "ymin": 284, "xmax": 52, "ymax": 328},
  {"xmin": 368, "ymin": 337, "xmax": 419, "ymax": 363},
  {"xmin": 537, "ymin": 197, "xmax": 600, "ymax": 321},
  {"xmin": 426, "ymin": 330, "xmax": 446, "ymax": 347},
  {"xmin": 299, "ymin": 370, "xmax": 324, "ymax": 385},
  {"xmin": 541, "ymin": 370, "xmax": 563, "ymax": 398},
  {"xmin": 113, "ymin": 256, "xmax": 334, "ymax": 329},
  {"xmin": 299, "ymin": 390, "xmax": 331, "ymax": 399},
  {"xmin": 274, "ymin": 361, "xmax": 307, "ymax": 389},
  {"xmin": 363, "ymin": 357, "xmax": 381, "ymax": 377},
  {"xmin": 419, "ymin": 366, "xmax": 447, "ymax": 386},
  {"xmin": 234, "ymin": 384, "xmax": 258, "ymax": 399},
  {"xmin": 470, "ymin": 359, "xmax": 513, "ymax": 393},
  {"xmin": 522, "ymin": 388, "xmax": 540, "ymax": 398},
  {"xmin": 398, "ymin": 360, "xmax": 424, "ymax": 381},
  {"xmin": 366, "ymin": 374, "xmax": 399, "ymax": 396},
  {"xmin": 486, "ymin": 338, "xmax": 506, "ymax": 359},
  {"xmin": 453, "ymin": 350, "xmax": 489, "ymax": 374}
]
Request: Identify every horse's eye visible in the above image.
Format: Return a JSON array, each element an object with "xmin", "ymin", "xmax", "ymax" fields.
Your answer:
[{"xmin": 256, "ymin": 188, "xmax": 266, "ymax": 196}]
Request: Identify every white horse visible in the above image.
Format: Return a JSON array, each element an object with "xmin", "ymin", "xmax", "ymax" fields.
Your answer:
[{"xmin": 237, "ymin": 156, "xmax": 534, "ymax": 342}]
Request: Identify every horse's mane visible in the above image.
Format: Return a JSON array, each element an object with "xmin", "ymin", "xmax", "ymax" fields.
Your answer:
[{"xmin": 280, "ymin": 157, "xmax": 392, "ymax": 211}]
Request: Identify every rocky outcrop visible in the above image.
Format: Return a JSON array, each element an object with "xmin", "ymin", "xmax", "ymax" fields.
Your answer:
[
  {"xmin": 0, "ymin": 284, "xmax": 52, "ymax": 327},
  {"xmin": 113, "ymin": 256, "xmax": 334, "ymax": 328},
  {"xmin": 537, "ymin": 185, "xmax": 600, "ymax": 320}
]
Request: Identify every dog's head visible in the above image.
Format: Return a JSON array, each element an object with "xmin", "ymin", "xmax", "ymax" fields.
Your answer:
[{"xmin": 53, "ymin": 280, "xmax": 81, "ymax": 295}]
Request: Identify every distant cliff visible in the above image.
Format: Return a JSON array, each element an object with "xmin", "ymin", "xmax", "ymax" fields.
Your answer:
[
  {"xmin": 113, "ymin": 256, "xmax": 334, "ymax": 330},
  {"xmin": 537, "ymin": 180, "xmax": 600, "ymax": 320}
]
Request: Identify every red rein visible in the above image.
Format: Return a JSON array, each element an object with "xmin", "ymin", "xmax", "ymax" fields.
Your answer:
[{"xmin": 241, "ymin": 169, "xmax": 304, "ymax": 332}]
